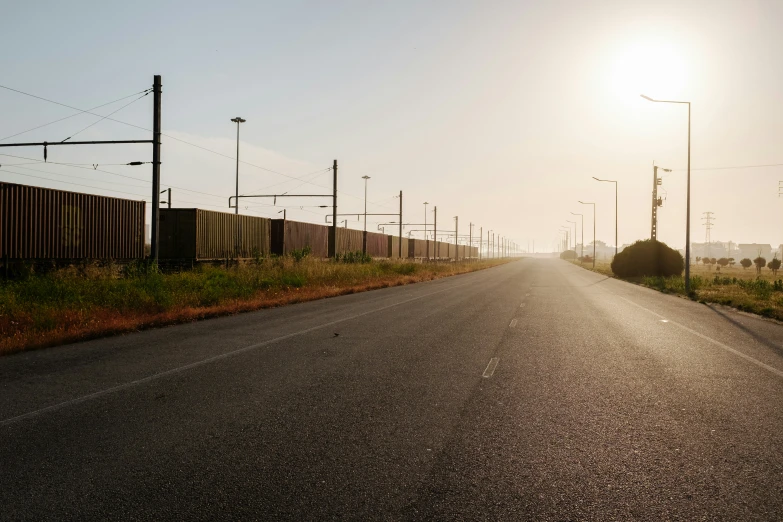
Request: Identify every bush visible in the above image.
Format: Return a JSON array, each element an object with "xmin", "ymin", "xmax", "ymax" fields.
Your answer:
[
  {"xmin": 559, "ymin": 250, "xmax": 577, "ymax": 260},
  {"xmin": 335, "ymin": 251, "xmax": 372, "ymax": 264},
  {"xmin": 770, "ymin": 258, "xmax": 781, "ymax": 276},
  {"xmin": 754, "ymin": 256, "xmax": 767, "ymax": 274},
  {"xmin": 610, "ymin": 239, "xmax": 683, "ymax": 278},
  {"xmin": 290, "ymin": 245, "xmax": 312, "ymax": 263},
  {"xmin": 740, "ymin": 258, "xmax": 752, "ymax": 269}
]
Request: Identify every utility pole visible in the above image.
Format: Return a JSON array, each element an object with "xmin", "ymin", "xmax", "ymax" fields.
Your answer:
[
  {"xmin": 362, "ymin": 175, "xmax": 370, "ymax": 255},
  {"xmin": 702, "ymin": 211, "xmax": 715, "ymax": 259},
  {"xmin": 479, "ymin": 226, "xmax": 483, "ymax": 260},
  {"xmin": 434, "ymin": 206, "xmax": 438, "ymax": 259},
  {"xmin": 151, "ymin": 75, "xmax": 162, "ymax": 262},
  {"xmin": 651, "ymin": 165, "xmax": 670, "ymax": 240},
  {"xmin": 231, "ymin": 116, "xmax": 245, "ymax": 261},
  {"xmin": 160, "ymin": 188, "xmax": 171, "ymax": 209},
  {"xmin": 398, "ymin": 191, "xmax": 403, "ymax": 258},
  {"xmin": 455, "ymin": 216, "xmax": 459, "ymax": 261},
  {"xmin": 424, "ymin": 202, "xmax": 429, "ymax": 261},
  {"xmin": 329, "ymin": 160, "xmax": 338, "ymax": 258},
  {"xmin": 469, "ymin": 223, "xmax": 473, "ymax": 261}
]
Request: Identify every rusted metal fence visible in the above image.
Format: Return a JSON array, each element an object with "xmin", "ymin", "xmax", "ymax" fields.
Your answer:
[{"xmin": 0, "ymin": 182, "xmax": 145, "ymax": 261}]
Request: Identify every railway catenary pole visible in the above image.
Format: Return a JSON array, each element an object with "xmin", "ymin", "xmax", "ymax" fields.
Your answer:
[
  {"xmin": 434, "ymin": 206, "xmax": 438, "ymax": 260},
  {"xmin": 469, "ymin": 222, "xmax": 473, "ymax": 261},
  {"xmin": 480, "ymin": 226, "xmax": 483, "ymax": 260},
  {"xmin": 398, "ymin": 191, "xmax": 403, "ymax": 258},
  {"xmin": 0, "ymin": 75, "xmax": 162, "ymax": 261},
  {"xmin": 455, "ymin": 216, "xmax": 459, "ymax": 261},
  {"xmin": 329, "ymin": 160, "xmax": 338, "ymax": 258},
  {"xmin": 151, "ymin": 75, "xmax": 162, "ymax": 261}
]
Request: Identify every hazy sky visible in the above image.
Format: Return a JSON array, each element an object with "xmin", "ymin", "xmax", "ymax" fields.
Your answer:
[{"xmin": 2, "ymin": 1, "xmax": 782, "ymax": 251}]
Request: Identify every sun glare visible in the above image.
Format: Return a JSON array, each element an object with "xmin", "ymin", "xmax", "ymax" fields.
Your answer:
[{"xmin": 608, "ymin": 40, "xmax": 688, "ymax": 101}]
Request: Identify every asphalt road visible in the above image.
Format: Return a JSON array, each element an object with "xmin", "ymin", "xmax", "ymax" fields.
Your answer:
[{"xmin": 4, "ymin": 258, "xmax": 783, "ymax": 520}]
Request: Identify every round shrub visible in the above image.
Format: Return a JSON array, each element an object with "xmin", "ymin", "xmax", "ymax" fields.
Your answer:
[
  {"xmin": 560, "ymin": 250, "xmax": 577, "ymax": 260},
  {"xmin": 610, "ymin": 239, "xmax": 684, "ymax": 278}
]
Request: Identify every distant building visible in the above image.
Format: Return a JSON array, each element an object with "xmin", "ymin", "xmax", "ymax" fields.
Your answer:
[{"xmin": 737, "ymin": 243, "xmax": 772, "ymax": 261}]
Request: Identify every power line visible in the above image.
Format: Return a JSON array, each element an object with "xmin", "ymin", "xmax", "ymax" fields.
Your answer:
[
  {"xmin": 672, "ymin": 163, "xmax": 783, "ymax": 172},
  {"xmin": 0, "ymin": 83, "xmax": 378, "ymax": 204},
  {"xmin": 0, "ymin": 88, "xmax": 152, "ymax": 142},
  {"xmin": 61, "ymin": 90, "xmax": 151, "ymax": 143}
]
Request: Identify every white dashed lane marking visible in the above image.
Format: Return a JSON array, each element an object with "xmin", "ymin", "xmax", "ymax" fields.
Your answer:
[{"xmin": 483, "ymin": 358, "xmax": 500, "ymax": 378}]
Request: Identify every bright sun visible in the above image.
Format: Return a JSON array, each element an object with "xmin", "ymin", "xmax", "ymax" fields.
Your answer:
[{"xmin": 608, "ymin": 40, "xmax": 688, "ymax": 100}]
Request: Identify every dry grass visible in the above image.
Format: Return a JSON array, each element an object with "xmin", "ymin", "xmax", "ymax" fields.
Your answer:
[
  {"xmin": 0, "ymin": 258, "xmax": 511, "ymax": 355},
  {"xmin": 569, "ymin": 258, "xmax": 783, "ymax": 321}
]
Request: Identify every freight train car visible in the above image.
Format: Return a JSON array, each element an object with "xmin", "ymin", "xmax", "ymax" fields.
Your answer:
[
  {"xmin": 364, "ymin": 231, "xmax": 388, "ymax": 258},
  {"xmin": 159, "ymin": 208, "xmax": 271, "ymax": 260},
  {"xmin": 0, "ymin": 181, "xmax": 145, "ymax": 261},
  {"xmin": 271, "ymin": 219, "xmax": 330, "ymax": 257},
  {"xmin": 335, "ymin": 227, "xmax": 363, "ymax": 254}
]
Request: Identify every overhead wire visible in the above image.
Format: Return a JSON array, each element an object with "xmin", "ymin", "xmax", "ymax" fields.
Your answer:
[
  {"xmin": 61, "ymin": 90, "xmax": 151, "ymax": 143},
  {"xmin": 0, "ymin": 87, "xmax": 152, "ymax": 142},
  {"xmin": 0, "ymin": 83, "xmax": 372, "ymax": 201}
]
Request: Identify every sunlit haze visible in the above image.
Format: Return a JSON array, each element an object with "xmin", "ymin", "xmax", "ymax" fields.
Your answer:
[{"xmin": 2, "ymin": 0, "xmax": 781, "ymax": 251}]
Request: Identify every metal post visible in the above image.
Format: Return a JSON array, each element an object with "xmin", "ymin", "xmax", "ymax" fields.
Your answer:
[
  {"xmin": 686, "ymin": 103, "xmax": 691, "ymax": 293},
  {"xmin": 652, "ymin": 165, "xmax": 658, "ymax": 240},
  {"xmin": 398, "ymin": 190, "xmax": 403, "ymax": 258},
  {"xmin": 151, "ymin": 75, "xmax": 162, "ymax": 262},
  {"xmin": 362, "ymin": 175, "xmax": 370, "ymax": 254},
  {"xmin": 480, "ymin": 227, "xmax": 482, "ymax": 260},
  {"xmin": 455, "ymin": 216, "xmax": 459, "ymax": 261},
  {"xmin": 434, "ymin": 206, "xmax": 438, "ymax": 260},
  {"xmin": 469, "ymin": 223, "xmax": 473, "ymax": 262},
  {"xmin": 167, "ymin": 187, "xmax": 171, "ymax": 209},
  {"xmin": 329, "ymin": 160, "xmax": 338, "ymax": 258},
  {"xmin": 615, "ymin": 181, "xmax": 618, "ymax": 258}
]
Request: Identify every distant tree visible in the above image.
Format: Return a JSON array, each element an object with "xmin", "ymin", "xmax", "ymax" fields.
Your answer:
[
  {"xmin": 770, "ymin": 257, "xmax": 782, "ymax": 276},
  {"xmin": 610, "ymin": 239, "xmax": 683, "ymax": 278},
  {"xmin": 696, "ymin": 256, "xmax": 702, "ymax": 263},
  {"xmin": 717, "ymin": 258, "xmax": 729, "ymax": 268},
  {"xmin": 710, "ymin": 257, "xmax": 717, "ymax": 264},
  {"xmin": 754, "ymin": 256, "xmax": 767, "ymax": 275},
  {"xmin": 740, "ymin": 258, "xmax": 752, "ymax": 270},
  {"xmin": 728, "ymin": 257, "xmax": 736, "ymax": 267},
  {"xmin": 701, "ymin": 257, "xmax": 710, "ymax": 266}
]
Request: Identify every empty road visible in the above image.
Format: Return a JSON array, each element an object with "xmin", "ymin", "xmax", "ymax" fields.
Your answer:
[{"xmin": 3, "ymin": 258, "xmax": 783, "ymax": 520}]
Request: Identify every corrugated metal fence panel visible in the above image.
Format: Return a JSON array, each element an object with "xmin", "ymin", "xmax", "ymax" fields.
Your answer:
[
  {"xmin": 159, "ymin": 209, "xmax": 197, "ymax": 259},
  {"xmin": 284, "ymin": 220, "xmax": 330, "ymax": 257},
  {"xmin": 388, "ymin": 236, "xmax": 410, "ymax": 259},
  {"xmin": 183, "ymin": 209, "xmax": 271, "ymax": 260},
  {"xmin": 0, "ymin": 181, "xmax": 145, "ymax": 260},
  {"xmin": 336, "ymin": 228, "xmax": 364, "ymax": 254},
  {"xmin": 409, "ymin": 238, "xmax": 427, "ymax": 258},
  {"xmin": 365, "ymin": 231, "xmax": 388, "ymax": 257}
]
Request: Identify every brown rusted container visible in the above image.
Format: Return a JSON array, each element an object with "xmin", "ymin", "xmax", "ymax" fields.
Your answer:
[
  {"xmin": 388, "ymin": 236, "xmax": 409, "ymax": 259},
  {"xmin": 0, "ymin": 181, "xmax": 145, "ymax": 261},
  {"xmin": 365, "ymin": 231, "xmax": 388, "ymax": 258},
  {"xmin": 409, "ymin": 238, "xmax": 430, "ymax": 259},
  {"xmin": 336, "ymin": 228, "xmax": 364, "ymax": 254},
  {"xmin": 159, "ymin": 208, "xmax": 271, "ymax": 260},
  {"xmin": 271, "ymin": 219, "xmax": 330, "ymax": 257}
]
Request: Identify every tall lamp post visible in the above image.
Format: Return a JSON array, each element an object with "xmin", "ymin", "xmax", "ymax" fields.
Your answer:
[
  {"xmin": 570, "ymin": 212, "xmax": 583, "ymax": 261},
  {"xmin": 578, "ymin": 201, "xmax": 596, "ymax": 268},
  {"xmin": 566, "ymin": 220, "xmax": 577, "ymax": 252},
  {"xmin": 642, "ymin": 94, "xmax": 691, "ymax": 293},
  {"xmin": 362, "ymin": 175, "xmax": 371, "ymax": 254},
  {"xmin": 423, "ymin": 201, "xmax": 429, "ymax": 260},
  {"xmin": 230, "ymin": 117, "xmax": 246, "ymax": 215},
  {"xmin": 592, "ymin": 177, "xmax": 618, "ymax": 259}
]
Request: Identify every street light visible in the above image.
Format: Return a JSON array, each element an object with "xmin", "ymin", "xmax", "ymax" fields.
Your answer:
[
  {"xmin": 230, "ymin": 117, "xmax": 246, "ymax": 216},
  {"xmin": 560, "ymin": 228, "xmax": 570, "ymax": 253},
  {"xmin": 641, "ymin": 93, "xmax": 691, "ymax": 293},
  {"xmin": 592, "ymin": 177, "xmax": 618, "ymax": 259},
  {"xmin": 566, "ymin": 220, "xmax": 577, "ymax": 252},
  {"xmin": 570, "ymin": 212, "xmax": 583, "ymax": 261},
  {"xmin": 362, "ymin": 175, "xmax": 371, "ymax": 254},
  {"xmin": 423, "ymin": 201, "xmax": 429, "ymax": 260},
  {"xmin": 578, "ymin": 201, "xmax": 596, "ymax": 268}
]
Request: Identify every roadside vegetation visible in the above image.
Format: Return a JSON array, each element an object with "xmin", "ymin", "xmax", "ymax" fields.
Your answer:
[
  {"xmin": 570, "ymin": 239, "xmax": 783, "ymax": 322},
  {"xmin": 0, "ymin": 254, "xmax": 511, "ymax": 355}
]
